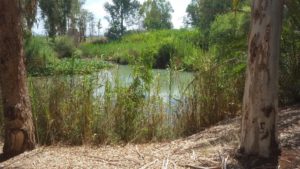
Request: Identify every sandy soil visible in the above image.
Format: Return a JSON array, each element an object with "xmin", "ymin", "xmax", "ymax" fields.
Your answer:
[{"xmin": 0, "ymin": 106, "xmax": 299, "ymax": 169}]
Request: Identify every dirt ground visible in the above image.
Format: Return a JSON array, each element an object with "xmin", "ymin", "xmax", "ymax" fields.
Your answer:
[{"xmin": 0, "ymin": 106, "xmax": 299, "ymax": 169}]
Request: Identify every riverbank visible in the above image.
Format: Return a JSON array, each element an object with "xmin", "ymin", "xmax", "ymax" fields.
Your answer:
[
  {"xmin": 1, "ymin": 105, "xmax": 299, "ymax": 168},
  {"xmin": 80, "ymin": 29, "xmax": 201, "ymax": 70},
  {"xmin": 28, "ymin": 58, "xmax": 112, "ymax": 76}
]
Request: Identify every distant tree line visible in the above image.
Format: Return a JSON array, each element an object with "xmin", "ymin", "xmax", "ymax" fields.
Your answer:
[{"xmin": 22, "ymin": 0, "xmax": 174, "ymax": 40}]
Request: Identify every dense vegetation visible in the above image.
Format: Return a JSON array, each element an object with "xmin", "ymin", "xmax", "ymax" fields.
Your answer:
[
  {"xmin": 0, "ymin": 0, "xmax": 299, "ymax": 146},
  {"xmin": 24, "ymin": 36, "xmax": 111, "ymax": 76}
]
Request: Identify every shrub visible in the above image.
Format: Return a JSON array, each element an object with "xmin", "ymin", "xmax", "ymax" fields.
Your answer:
[
  {"xmin": 24, "ymin": 36, "xmax": 59, "ymax": 74},
  {"xmin": 279, "ymin": 20, "xmax": 300, "ymax": 105},
  {"xmin": 53, "ymin": 36, "xmax": 76, "ymax": 58},
  {"xmin": 154, "ymin": 42, "xmax": 176, "ymax": 69}
]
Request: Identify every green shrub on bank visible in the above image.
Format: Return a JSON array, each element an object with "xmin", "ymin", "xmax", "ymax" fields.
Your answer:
[
  {"xmin": 53, "ymin": 36, "xmax": 77, "ymax": 58},
  {"xmin": 25, "ymin": 36, "xmax": 59, "ymax": 72},
  {"xmin": 80, "ymin": 29, "xmax": 201, "ymax": 70},
  {"xmin": 29, "ymin": 58, "xmax": 111, "ymax": 76},
  {"xmin": 24, "ymin": 36, "xmax": 111, "ymax": 76}
]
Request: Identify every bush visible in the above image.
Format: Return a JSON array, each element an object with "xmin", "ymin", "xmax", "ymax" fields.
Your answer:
[
  {"xmin": 80, "ymin": 29, "xmax": 201, "ymax": 70},
  {"xmin": 24, "ymin": 36, "xmax": 59, "ymax": 73},
  {"xmin": 154, "ymin": 42, "xmax": 176, "ymax": 69},
  {"xmin": 279, "ymin": 19, "xmax": 300, "ymax": 105},
  {"xmin": 53, "ymin": 36, "xmax": 76, "ymax": 58}
]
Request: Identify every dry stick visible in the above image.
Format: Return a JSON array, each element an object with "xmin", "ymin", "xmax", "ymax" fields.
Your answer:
[
  {"xmin": 170, "ymin": 160, "xmax": 177, "ymax": 169},
  {"xmin": 83, "ymin": 155, "xmax": 125, "ymax": 166},
  {"xmin": 197, "ymin": 157, "xmax": 219, "ymax": 164},
  {"xmin": 139, "ymin": 159, "xmax": 158, "ymax": 169},
  {"xmin": 135, "ymin": 145, "xmax": 145, "ymax": 160},
  {"xmin": 222, "ymin": 155, "xmax": 229, "ymax": 169},
  {"xmin": 191, "ymin": 150, "xmax": 196, "ymax": 160},
  {"xmin": 162, "ymin": 158, "xmax": 169, "ymax": 169},
  {"xmin": 162, "ymin": 159, "xmax": 166, "ymax": 169},
  {"xmin": 179, "ymin": 164, "xmax": 221, "ymax": 169},
  {"xmin": 123, "ymin": 157, "xmax": 142, "ymax": 165}
]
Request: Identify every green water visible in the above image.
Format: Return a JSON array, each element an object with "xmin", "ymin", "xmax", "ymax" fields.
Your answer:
[{"xmin": 95, "ymin": 65, "xmax": 194, "ymax": 102}]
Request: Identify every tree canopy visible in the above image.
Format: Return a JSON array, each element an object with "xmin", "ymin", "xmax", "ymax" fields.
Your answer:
[
  {"xmin": 104, "ymin": 0, "xmax": 140, "ymax": 40},
  {"xmin": 140, "ymin": 0, "xmax": 173, "ymax": 30},
  {"xmin": 39, "ymin": 0, "xmax": 84, "ymax": 37}
]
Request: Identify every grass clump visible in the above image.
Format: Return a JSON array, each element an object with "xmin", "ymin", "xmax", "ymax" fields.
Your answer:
[
  {"xmin": 174, "ymin": 50, "xmax": 245, "ymax": 136},
  {"xmin": 53, "ymin": 36, "xmax": 77, "ymax": 58},
  {"xmin": 25, "ymin": 36, "xmax": 59, "ymax": 73}
]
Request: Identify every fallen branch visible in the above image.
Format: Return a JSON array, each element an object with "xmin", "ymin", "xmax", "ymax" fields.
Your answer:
[
  {"xmin": 179, "ymin": 164, "xmax": 221, "ymax": 169},
  {"xmin": 162, "ymin": 158, "xmax": 169, "ymax": 169},
  {"xmin": 135, "ymin": 145, "xmax": 145, "ymax": 160},
  {"xmin": 139, "ymin": 159, "xmax": 158, "ymax": 169}
]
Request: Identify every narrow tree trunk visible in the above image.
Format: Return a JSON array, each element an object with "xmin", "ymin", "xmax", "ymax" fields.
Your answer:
[
  {"xmin": 239, "ymin": 0, "xmax": 283, "ymax": 158},
  {"xmin": 0, "ymin": 0, "xmax": 36, "ymax": 159}
]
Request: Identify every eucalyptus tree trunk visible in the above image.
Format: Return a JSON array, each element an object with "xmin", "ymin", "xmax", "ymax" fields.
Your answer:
[
  {"xmin": 0, "ymin": 0, "xmax": 36, "ymax": 159},
  {"xmin": 239, "ymin": 0, "xmax": 284, "ymax": 158}
]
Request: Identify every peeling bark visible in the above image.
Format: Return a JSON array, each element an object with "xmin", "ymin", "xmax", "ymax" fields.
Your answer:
[
  {"xmin": 239, "ymin": 0, "xmax": 283, "ymax": 158},
  {"xmin": 0, "ymin": 0, "xmax": 36, "ymax": 159}
]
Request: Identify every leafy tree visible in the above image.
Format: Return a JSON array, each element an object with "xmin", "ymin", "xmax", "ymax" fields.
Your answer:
[
  {"xmin": 39, "ymin": 0, "xmax": 84, "ymax": 37},
  {"xmin": 209, "ymin": 8, "xmax": 250, "ymax": 61},
  {"xmin": 22, "ymin": 0, "xmax": 38, "ymax": 33},
  {"xmin": 97, "ymin": 19, "xmax": 102, "ymax": 36},
  {"xmin": 87, "ymin": 13, "xmax": 95, "ymax": 37},
  {"xmin": 140, "ymin": 0, "xmax": 173, "ymax": 30},
  {"xmin": 104, "ymin": 0, "xmax": 140, "ymax": 40},
  {"xmin": 78, "ymin": 9, "xmax": 89, "ymax": 42},
  {"xmin": 186, "ymin": 0, "xmax": 234, "ymax": 31}
]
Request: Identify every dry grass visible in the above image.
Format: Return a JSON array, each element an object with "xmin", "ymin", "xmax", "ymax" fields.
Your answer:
[{"xmin": 0, "ymin": 106, "xmax": 299, "ymax": 169}]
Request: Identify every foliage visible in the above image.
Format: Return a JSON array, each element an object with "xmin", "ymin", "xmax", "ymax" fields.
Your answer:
[
  {"xmin": 29, "ymin": 63, "xmax": 172, "ymax": 145},
  {"xmin": 104, "ymin": 0, "xmax": 141, "ymax": 40},
  {"xmin": 209, "ymin": 8, "xmax": 250, "ymax": 61},
  {"xmin": 140, "ymin": 0, "xmax": 173, "ymax": 30},
  {"xmin": 7, "ymin": 0, "xmax": 299, "ymax": 146},
  {"xmin": 39, "ymin": 0, "xmax": 83, "ymax": 37},
  {"xmin": 175, "ymin": 50, "xmax": 245, "ymax": 136},
  {"xmin": 80, "ymin": 29, "xmax": 201, "ymax": 70},
  {"xmin": 25, "ymin": 36, "xmax": 59, "ymax": 73},
  {"xmin": 279, "ymin": 1, "xmax": 300, "ymax": 105},
  {"xmin": 53, "ymin": 36, "xmax": 77, "ymax": 58},
  {"xmin": 24, "ymin": 36, "xmax": 111, "ymax": 76},
  {"xmin": 186, "ymin": 0, "xmax": 232, "ymax": 31},
  {"xmin": 21, "ymin": 0, "xmax": 38, "ymax": 32},
  {"xmin": 78, "ymin": 9, "xmax": 91, "ymax": 42},
  {"xmin": 30, "ymin": 58, "xmax": 111, "ymax": 76}
]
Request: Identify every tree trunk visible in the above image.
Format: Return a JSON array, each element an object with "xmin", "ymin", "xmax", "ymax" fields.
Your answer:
[
  {"xmin": 239, "ymin": 0, "xmax": 283, "ymax": 158},
  {"xmin": 0, "ymin": 0, "xmax": 36, "ymax": 159}
]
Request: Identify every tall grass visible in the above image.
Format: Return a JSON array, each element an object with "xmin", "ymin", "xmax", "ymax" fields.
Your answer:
[
  {"xmin": 28, "ymin": 64, "xmax": 174, "ymax": 145},
  {"xmin": 174, "ymin": 51, "xmax": 245, "ymax": 136}
]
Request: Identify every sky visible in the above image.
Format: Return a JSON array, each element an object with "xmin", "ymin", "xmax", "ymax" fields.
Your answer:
[{"xmin": 33, "ymin": 0, "xmax": 191, "ymax": 35}]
